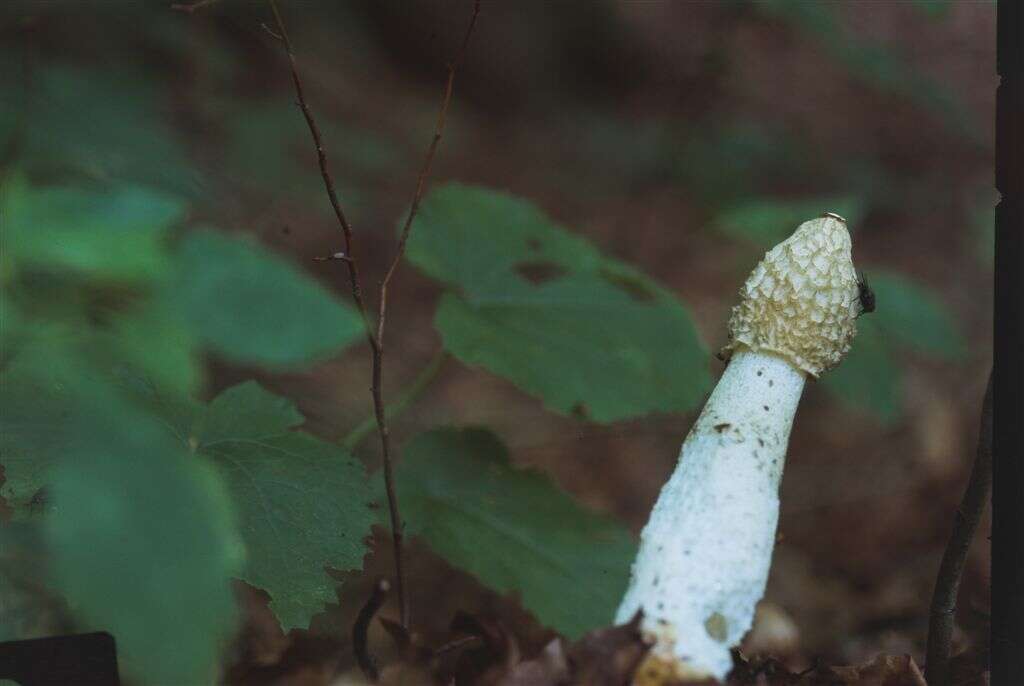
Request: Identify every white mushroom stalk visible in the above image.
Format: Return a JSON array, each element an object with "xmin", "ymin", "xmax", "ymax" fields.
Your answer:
[{"xmin": 616, "ymin": 214, "xmax": 862, "ymax": 683}]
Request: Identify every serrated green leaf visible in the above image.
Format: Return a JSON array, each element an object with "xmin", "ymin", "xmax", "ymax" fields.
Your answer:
[
  {"xmin": 821, "ymin": 318, "xmax": 900, "ymax": 424},
  {"xmin": 175, "ymin": 229, "xmax": 364, "ymax": 368},
  {"xmin": 183, "ymin": 382, "xmax": 376, "ymax": 630},
  {"xmin": 407, "ymin": 185, "xmax": 710, "ymax": 422},
  {"xmin": 867, "ymin": 271, "xmax": 968, "ymax": 360},
  {"xmin": 713, "ymin": 196, "xmax": 865, "ymax": 247},
  {"xmin": 392, "ymin": 427, "xmax": 636, "ymax": 639}
]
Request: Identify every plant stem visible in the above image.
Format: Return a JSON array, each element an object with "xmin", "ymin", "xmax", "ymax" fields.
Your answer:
[
  {"xmin": 925, "ymin": 371, "xmax": 993, "ymax": 686},
  {"xmin": 344, "ymin": 350, "xmax": 449, "ymax": 452},
  {"xmin": 267, "ymin": 0, "xmax": 479, "ymax": 629}
]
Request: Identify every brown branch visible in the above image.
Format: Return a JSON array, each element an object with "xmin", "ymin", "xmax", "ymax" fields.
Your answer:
[
  {"xmin": 925, "ymin": 370, "xmax": 993, "ymax": 686},
  {"xmin": 268, "ymin": 0, "xmax": 375, "ymax": 345},
  {"xmin": 268, "ymin": 0, "xmax": 480, "ymax": 630},
  {"xmin": 375, "ymin": 0, "xmax": 481, "ymax": 346},
  {"xmin": 369, "ymin": 2, "xmax": 480, "ymax": 629}
]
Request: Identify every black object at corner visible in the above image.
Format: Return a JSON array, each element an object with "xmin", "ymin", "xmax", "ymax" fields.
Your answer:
[{"xmin": 0, "ymin": 633, "xmax": 119, "ymax": 686}]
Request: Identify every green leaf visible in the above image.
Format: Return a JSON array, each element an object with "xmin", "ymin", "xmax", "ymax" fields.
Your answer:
[
  {"xmin": 0, "ymin": 522, "xmax": 62, "ymax": 642},
  {"xmin": 183, "ymin": 382, "xmax": 376, "ymax": 630},
  {"xmin": 1, "ymin": 176, "xmax": 200, "ymax": 397},
  {"xmin": 1, "ymin": 174, "xmax": 186, "ymax": 282},
  {"xmin": 673, "ymin": 121, "xmax": 807, "ymax": 207},
  {"xmin": 175, "ymin": 229, "xmax": 364, "ymax": 368},
  {"xmin": 713, "ymin": 196, "xmax": 865, "ymax": 247},
  {"xmin": 821, "ymin": 318, "xmax": 900, "ymax": 424},
  {"xmin": 0, "ymin": 62, "xmax": 201, "ymax": 196},
  {"xmin": 0, "ymin": 359, "xmax": 243, "ymax": 684},
  {"xmin": 392, "ymin": 427, "xmax": 636, "ymax": 639},
  {"xmin": 44, "ymin": 397, "xmax": 243, "ymax": 686},
  {"xmin": 0, "ymin": 349, "xmax": 102, "ymax": 510},
  {"xmin": 408, "ymin": 185, "xmax": 711, "ymax": 422},
  {"xmin": 867, "ymin": 271, "xmax": 968, "ymax": 360}
]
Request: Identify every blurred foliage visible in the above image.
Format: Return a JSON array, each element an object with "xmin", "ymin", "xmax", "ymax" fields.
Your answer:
[
  {"xmin": 821, "ymin": 319, "xmax": 901, "ymax": 424},
  {"xmin": 755, "ymin": 0, "xmax": 981, "ymax": 144},
  {"xmin": 211, "ymin": 100, "xmax": 404, "ymax": 215},
  {"xmin": 409, "ymin": 184, "xmax": 711, "ymax": 422},
  {"xmin": 0, "ymin": 59, "xmax": 202, "ymax": 197},
  {"xmin": 867, "ymin": 271, "xmax": 968, "ymax": 361},
  {"xmin": 391, "ymin": 428, "xmax": 637, "ymax": 639},
  {"xmin": 0, "ymin": 172, "xmax": 366, "ymax": 679},
  {"xmin": 675, "ymin": 120, "xmax": 808, "ymax": 207},
  {"xmin": 822, "ymin": 271, "xmax": 967, "ymax": 423},
  {"xmin": 0, "ymin": 332, "xmax": 244, "ymax": 685}
]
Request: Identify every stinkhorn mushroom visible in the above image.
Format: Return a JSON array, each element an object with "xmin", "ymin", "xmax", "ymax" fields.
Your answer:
[{"xmin": 616, "ymin": 213, "xmax": 863, "ymax": 683}]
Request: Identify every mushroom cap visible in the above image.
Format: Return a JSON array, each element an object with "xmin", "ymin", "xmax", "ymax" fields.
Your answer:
[{"xmin": 720, "ymin": 214, "xmax": 860, "ymax": 377}]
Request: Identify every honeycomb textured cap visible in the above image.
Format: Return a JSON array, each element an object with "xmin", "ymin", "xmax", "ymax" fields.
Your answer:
[{"xmin": 720, "ymin": 215, "xmax": 860, "ymax": 377}]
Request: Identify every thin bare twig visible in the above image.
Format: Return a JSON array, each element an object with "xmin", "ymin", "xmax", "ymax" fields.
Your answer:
[
  {"xmin": 369, "ymin": 3, "xmax": 478, "ymax": 627},
  {"xmin": 268, "ymin": 0, "xmax": 479, "ymax": 630},
  {"xmin": 268, "ymin": 0, "xmax": 374, "ymax": 342},
  {"xmin": 925, "ymin": 371, "xmax": 993, "ymax": 686},
  {"xmin": 376, "ymin": 0, "xmax": 481, "ymax": 346}
]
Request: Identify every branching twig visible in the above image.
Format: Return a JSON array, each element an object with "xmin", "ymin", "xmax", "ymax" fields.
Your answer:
[
  {"xmin": 268, "ymin": 0, "xmax": 479, "ymax": 629},
  {"xmin": 376, "ymin": 0, "xmax": 481, "ymax": 346},
  {"xmin": 268, "ymin": 0, "xmax": 374, "ymax": 340},
  {"xmin": 925, "ymin": 371, "xmax": 993, "ymax": 686}
]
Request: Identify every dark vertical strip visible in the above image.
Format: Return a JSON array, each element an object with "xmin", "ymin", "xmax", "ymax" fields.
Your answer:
[{"xmin": 993, "ymin": 2, "xmax": 1024, "ymax": 684}]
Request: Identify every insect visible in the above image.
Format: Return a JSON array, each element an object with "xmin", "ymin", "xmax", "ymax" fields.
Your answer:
[{"xmin": 855, "ymin": 271, "xmax": 876, "ymax": 317}]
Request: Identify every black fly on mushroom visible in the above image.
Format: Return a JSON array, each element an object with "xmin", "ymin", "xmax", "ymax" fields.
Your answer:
[{"xmin": 855, "ymin": 271, "xmax": 876, "ymax": 317}]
